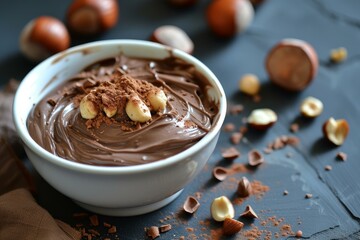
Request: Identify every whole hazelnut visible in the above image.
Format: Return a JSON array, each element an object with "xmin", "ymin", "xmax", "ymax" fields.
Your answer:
[
  {"xmin": 67, "ymin": 0, "xmax": 119, "ymax": 35},
  {"xmin": 20, "ymin": 16, "xmax": 70, "ymax": 62},
  {"xmin": 206, "ymin": 0, "xmax": 254, "ymax": 37},
  {"xmin": 266, "ymin": 38, "xmax": 318, "ymax": 91}
]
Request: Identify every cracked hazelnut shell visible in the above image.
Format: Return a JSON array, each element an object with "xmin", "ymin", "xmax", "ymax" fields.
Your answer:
[
  {"xmin": 20, "ymin": 16, "xmax": 70, "ymax": 61},
  {"xmin": 266, "ymin": 38, "xmax": 318, "ymax": 91},
  {"xmin": 67, "ymin": 0, "xmax": 119, "ymax": 35},
  {"xmin": 322, "ymin": 118, "xmax": 349, "ymax": 146}
]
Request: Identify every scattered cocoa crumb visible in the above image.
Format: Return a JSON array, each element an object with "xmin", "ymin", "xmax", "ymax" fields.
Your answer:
[
  {"xmin": 283, "ymin": 190, "xmax": 289, "ymax": 195},
  {"xmin": 223, "ymin": 123, "xmax": 235, "ymax": 132},
  {"xmin": 296, "ymin": 230, "xmax": 303, "ymax": 238},
  {"xmin": 221, "ymin": 147, "xmax": 240, "ymax": 160},
  {"xmin": 230, "ymin": 132, "xmax": 243, "ymax": 144},
  {"xmin": 253, "ymin": 94, "xmax": 261, "ymax": 103},
  {"xmin": 72, "ymin": 212, "xmax": 89, "ymax": 218},
  {"xmin": 290, "ymin": 123, "xmax": 299, "ymax": 133},
  {"xmin": 305, "ymin": 193, "xmax": 313, "ymax": 199},
  {"xmin": 103, "ymin": 222, "xmax": 111, "ymax": 228},
  {"xmin": 336, "ymin": 152, "xmax": 347, "ymax": 161},
  {"xmin": 324, "ymin": 165, "xmax": 332, "ymax": 171},
  {"xmin": 186, "ymin": 227, "xmax": 194, "ymax": 232},
  {"xmin": 179, "ymin": 236, "xmax": 185, "ymax": 240},
  {"xmin": 239, "ymin": 126, "xmax": 248, "ymax": 134},
  {"xmin": 88, "ymin": 229, "xmax": 100, "ymax": 236},
  {"xmin": 229, "ymin": 104, "xmax": 244, "ymax": 115}
]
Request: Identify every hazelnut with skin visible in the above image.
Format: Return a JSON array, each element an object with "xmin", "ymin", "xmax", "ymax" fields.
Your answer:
[
  {"xmin": 206, "ymin": 0, "xmax": 254, "ymax": 38},
  {"xmin": 247, "ymin": 108, "xmax": 277, "ymax": 130},
  {"xmin": 67, "ymin": 0, "xmax": 119, "ymax": 35},
  {"xmin": 20, "ymin": 16, "xmax": 70, "ymax": 62},
  {"xmin": 266, "ymin": 38, "xmax": 318, "ymax": 91}
]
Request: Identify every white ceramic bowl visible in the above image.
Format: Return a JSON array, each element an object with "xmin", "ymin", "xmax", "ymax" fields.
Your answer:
[{"xmin": 14, "ymin": 40, "xmax": 227, "ymax": 216}]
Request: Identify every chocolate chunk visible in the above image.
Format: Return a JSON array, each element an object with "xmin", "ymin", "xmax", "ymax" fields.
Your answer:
[
  {"xmin": 248, "ymin": 149, "xmax": 264, "ymax": 166},
  {"xmin": 240, "ymin": 205, "xmax": 258, "ymax": 218},
  {"xmin": 213, "ymin": 167, "xmax": 229, "ymax": 181},
  {"xmin": 237, "ymin": 176, "xmax": 252, "ymax": 197},
  {"xmin": 223, "ymin": 218, "xmax": 244, "ymax": 235},
  {"xmin": 222, "ymin": 147, "xmax": 240, "ymax": 160},
  {"xmin": 183, "ymin": 196, "xmax": 200, "ymax": 214}
]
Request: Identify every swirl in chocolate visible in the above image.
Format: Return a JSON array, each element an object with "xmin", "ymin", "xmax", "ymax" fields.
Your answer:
[{"xmin": 27, "ymin": 55, "xmax": 218, "ymax": 166}]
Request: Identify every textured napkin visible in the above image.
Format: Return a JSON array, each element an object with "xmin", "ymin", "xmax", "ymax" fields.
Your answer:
[{"xmin": 0, "ymin": 80, "xmax": 81, "ymax": 240}]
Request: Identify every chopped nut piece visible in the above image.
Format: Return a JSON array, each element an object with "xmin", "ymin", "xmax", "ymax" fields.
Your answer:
[
  {"xmin": 183, "ymin": 196, "xmax": 200, "ymax": 214},
  {"xmin": 336, "ymin": 152, "xmax": 347, "ymax": 161},
  {"xmin": 147, "ymin": 89, "xmax": 167, "ymax": 111},
  {"xmin": 237, "ymin": 176, "xmax": 252, "ymax": 197},
  {"xmin": 211, "ymin": 196, "xmax": 235, "ymax": 222},
  {"xmin": 80, "ymin": 94, "xmax": 98, "ymax": 119},
  {"xmin": 290, "ymin": 123, "xmax": 299, "ymax": 133},
  {"xmin": 89, "ymin": 215, "xmax": 99, "ymax": 226},
  {"xmin": 159, "ymin": 224, "xmax": 172, "ymax": 233},
  {"xmin": 223, "ymin": 123, "xmax": 235, "ymax": 132},
  {"xmin": 300, "ymin": 96, "xmax": 323, "ymax": 118},
  {"xmin": 222, "ymin": 147, "xmax": 240, "ymax": 160},
  {"xmin": 324, "ymin": 165, "xmax": 332, "ymax": 171},
  {"xmin": 247, "ymin": 108, "xmax": 277, "ymax": 130},
  {"xmin": 230, "ymin": 132, "xmax": 243, "ymax": 145},
  {"xmin": 322, "ymin": 118, "xmax": 349, "ymax": 146},
  {"xmin": 240, "ymin": 205, "xmax": 258, "ymax": 218},
  {"xmin": 213, "ymin": 167, "xmax": 229, "ymax": 181},
  {"xmin": 223, "ymin": 218, "xmax": 244, "ymax": 235},
  {"xmin": 287, "ymin": 136, "xmax": 300, "ymax": 146},
  {"xmin": 108, "ymin": 226, "xmax": 117, "ymax": 234},
  {"xmin": 147, "ymin": 226, "xmax": 160, "ymax": 239},
  {"xmin": 126, "ymin": 94, "xmax": 152, "ymax": 122},
  {"xmin": 229, "ymin": 104, "xmax": 244, "ymax": 115},
  {"xmin": 295, "ymin": 230, "xmax": 303, "ymax": 238},
  {"xmin": 283, "ymin": 190, "xmax": 289, "ymax": 195},
  {"xmin": 305, "ymin": 193, "xmax": 312, "ymax": 199},
  {"xmin": 239, "ymin": 74, "xmax": 260, "ymax": 96},
  {"xmin": 330, "ymin": 47, "xmax": 347, "ymax": 63},
  {"xmin": 248, "ymin": 149, "xmax": 264, "ymax": 166}
]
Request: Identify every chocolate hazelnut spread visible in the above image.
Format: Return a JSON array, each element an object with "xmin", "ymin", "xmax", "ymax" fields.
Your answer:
[{"xmin": 27, "ymin": 54, "xmax": 219, "ymax": 166}]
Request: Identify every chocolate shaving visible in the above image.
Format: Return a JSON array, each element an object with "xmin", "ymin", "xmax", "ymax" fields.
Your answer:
[
  {"xmin": 183, "ymin": 196, "xmax": 200, "ymax": 214},
  {"xmin": 222, "ymin": 147, "xmax": 240, "ymax": 160},
  {"xmin": 237, "ymin": 176, "xmax": 252, "ymax": 197},
  {"xmin": 213, "ymin": 167, "xmax": 229, "ymax": 181},
  {"xmin": 240, "ymin": 205, "xmax": 258, "ymax": 218},
  {"xmin": 248, "ymin": 149, "xmax": 264, "ymax": 166},
  {"xmin": 147, "ymin": 226, "xmax": 160, "ymax": 239}
]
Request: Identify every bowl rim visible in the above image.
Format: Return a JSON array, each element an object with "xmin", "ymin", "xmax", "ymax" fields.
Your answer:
[{"xmin": 14, "ymin": 39, "xmax": 227, "ymax": 175}]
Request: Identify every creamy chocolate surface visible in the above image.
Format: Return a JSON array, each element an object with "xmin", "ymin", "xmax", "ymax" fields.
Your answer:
[{"xmin": 27, "ymin": 55, "xmax": 218, "ymax": 166}]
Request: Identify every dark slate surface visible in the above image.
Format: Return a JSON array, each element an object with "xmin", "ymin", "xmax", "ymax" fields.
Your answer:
[{"xmin": 1, "ymin": 0, "xmax": 360, "ymax": 239}]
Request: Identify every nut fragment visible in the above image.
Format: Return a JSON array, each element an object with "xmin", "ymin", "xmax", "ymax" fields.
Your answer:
[
  {"xmin": 146, "ymin": 226, "xmax": 160, "ymax": 239},
  {"xmin": 248, "ymin": 149, "xmax": 264, "ymax": 166},
  {"xmin": 300, "ymin": 96, "xmax": 323, "ymax": 118},
  {"xmin": 247, "ymin": 108, "xmax": 277, "ymax": 130},
  {"xmin": 103, "ymin": 106, "xmax": 117, "ymax": 118},
  {"xmin": 222, "ymin": 147, "xmax": 240, "ymax": 160},
  {"xmin": 336, "ymin": 152, "xmax": 347, "ymax": 161},
  {"xmin": 223, "ymin": 218, "xmax": 244, "ymax": 235},
  {"xmin": 206, "ymin": 0, "xmax": 254, "ymax": 37},
  {"xmin": 211, "ymin": 196, "xmax": 235, "ymax": 222},
  {"xmin": 80, "ymin": 94, "xmax": 98, "ymax": 119},
  {"xmin": 213, "ymin": 167, "xmax": 229, "ymax": 181},
  {"xmin": 159, "ymin": 224, "xmax": 172, "ymax": 233},
  {"xmin": 330, "ymin": 47, "xmax": 347, "ymax": 63},
  {"xmin": 239, "ymin": 74, "xmax": 260, "ymax": 96},
  {"xmin": 237, "ymin": 176, "xmax": 252, "ymax": 197},
  {"xmin": 239, "ymin": 205, "xmax": 258, "ymax": 218},
  {"xmin": 266, "ymin": 38, "xmax": 318, "ymax": 91},
  {"xmin": 20, "ymin": 16, "xmax": 70, "ymax": 61},
  {"xmin": 151, "ymin": 25, "xmax": 194, "ymax": 54},
  {"xmin": 183, "ymin": 196, "xmax": 200, "ymax": 214},
  {"xmin": 125, "ymin": 95, "xmax": 152, "ymax": 122},
  {"xmin": 147, "ymin": 89, "xmax": 167, "ymax": 111},
  {"xmin": 322, "ymin": 117, "xmax": 349, "ymax": 146}
]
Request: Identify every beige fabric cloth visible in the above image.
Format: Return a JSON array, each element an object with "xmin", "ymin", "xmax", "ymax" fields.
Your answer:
[{"xmin": 0, "ymin": 80, "xmax": 81, "ymax": 240}]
